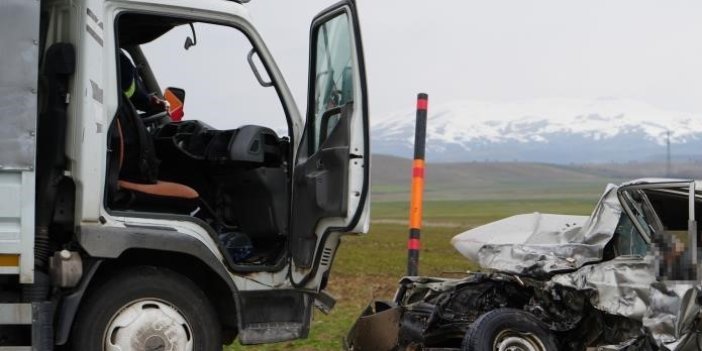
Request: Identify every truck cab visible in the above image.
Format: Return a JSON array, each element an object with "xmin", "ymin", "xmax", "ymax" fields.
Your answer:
[{"xmin": 0, "ymin": 0, "xmax": 369, "ymax": 349}]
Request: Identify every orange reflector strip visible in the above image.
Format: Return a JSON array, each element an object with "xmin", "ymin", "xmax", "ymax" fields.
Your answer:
[
  {"xmin": 409, "ymin": 157, "xmax": 425, "ymax": 229},
  {"xmin": 0, "ymin": 255, "xmax": 19, "ymax": 267}
]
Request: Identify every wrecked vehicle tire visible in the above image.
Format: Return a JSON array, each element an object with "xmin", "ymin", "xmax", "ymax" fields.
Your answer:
[{"xmin": 462, "ymin": 308, "xmax": 557, "ymax": 351}]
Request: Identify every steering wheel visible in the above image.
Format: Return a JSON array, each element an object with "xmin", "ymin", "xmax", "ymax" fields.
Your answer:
[{"xmin": 140, "ymin": 111, "xmax": 170, "ymax": 128}]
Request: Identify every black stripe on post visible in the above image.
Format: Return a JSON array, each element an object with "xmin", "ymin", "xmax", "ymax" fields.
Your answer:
[
  {"xmin": 407, "ymin": 250, "xmax": 420, "ymax": 276},
  {"xmin": 414, "ymin": 93, "xmax": 428, "ymax": 160}
]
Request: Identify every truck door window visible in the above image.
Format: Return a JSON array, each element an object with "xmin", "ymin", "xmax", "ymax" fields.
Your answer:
[{"xmin": 310, "ymin": 13, "xmax": 353, "ymax": 153}]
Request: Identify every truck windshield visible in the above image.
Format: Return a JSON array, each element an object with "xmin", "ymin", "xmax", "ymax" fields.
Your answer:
[{"xmin": 140, "ymin": 20, "xmax": 287, "ymax": 134}]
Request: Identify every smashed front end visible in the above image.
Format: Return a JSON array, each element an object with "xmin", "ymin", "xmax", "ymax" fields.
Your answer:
[
  {"xmin": 347, "ymin": 273, "xmax": 658, "ymax": 350},
  {"xmin": 346, "ymin": 181, "xmax": 702, "ymax": 350}
]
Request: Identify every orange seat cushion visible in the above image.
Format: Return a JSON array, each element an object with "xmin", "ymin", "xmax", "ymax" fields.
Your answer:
[{"xmin": 118, "ymin": 180, "xmax": 199, "ymax": 199}]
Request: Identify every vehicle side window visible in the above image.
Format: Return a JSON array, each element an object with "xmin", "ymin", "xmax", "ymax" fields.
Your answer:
[
  {"xmin": 622, "ymin": 191, "xmax": 656, "ymax": 238},
  {"xmin": 613, "ymin": 214, "xmax": 649, "ymax": 256}
]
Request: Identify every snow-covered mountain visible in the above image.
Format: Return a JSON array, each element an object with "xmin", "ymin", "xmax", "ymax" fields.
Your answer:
[{"xmin": 372, "ymin": 98, "xmax": 702, "ymax": 163}]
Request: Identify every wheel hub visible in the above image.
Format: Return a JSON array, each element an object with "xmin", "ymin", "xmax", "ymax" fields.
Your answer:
[
  {"xmin": 144, "ymin": 335, "xmax": 166, "ymax": 350},
  {"xmin": 494, "ymin": 330, "xmax": 546, "ymax": 351},
  {"xmin": 104, "ymin": 300, "xmax": 194, "ymax": 351}
]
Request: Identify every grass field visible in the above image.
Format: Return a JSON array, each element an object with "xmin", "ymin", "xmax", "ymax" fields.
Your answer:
[{"xmin": 229, "ymin": 197, "xmax": 598, "ymax": 350}]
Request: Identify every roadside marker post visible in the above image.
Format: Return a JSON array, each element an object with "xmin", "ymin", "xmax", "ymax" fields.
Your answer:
[{"xmin": 407, "ymin": 93, "xmax": 428, "ymax": 276}]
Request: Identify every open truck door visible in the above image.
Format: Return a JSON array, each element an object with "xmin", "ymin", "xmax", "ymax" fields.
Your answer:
[{"xmin": 290, "ymin": 0, "xmax": 370, "ymax": 274}]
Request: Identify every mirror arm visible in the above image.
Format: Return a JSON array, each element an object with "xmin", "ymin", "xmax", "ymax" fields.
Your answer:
[
  {"xmin": 247, "ymin": 49, "xmax": 273, "ymax": 88},
  {"xmin": 184, "ymin": 23, "xmax": 197, "ymax": 50}
]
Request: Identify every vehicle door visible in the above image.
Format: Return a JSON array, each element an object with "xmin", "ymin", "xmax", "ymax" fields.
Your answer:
[
  {"xmin": 617, "ymin": 182, "xmax": 702, "ymax": 347},
  {"xmin": 618, "ymin": 182, "xmax": 699, "ymax": 278},
  {"xmin": 290, "ymin": 0, "xmax": 369, "ymax": 277}
]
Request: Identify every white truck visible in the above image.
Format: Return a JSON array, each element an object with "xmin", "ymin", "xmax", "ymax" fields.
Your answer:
[{"xmin": 0, "ymin": 0, "xmax": 370, "ymax": 349}]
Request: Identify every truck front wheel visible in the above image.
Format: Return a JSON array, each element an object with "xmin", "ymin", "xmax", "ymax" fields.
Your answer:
[{"xmin": 71, "ymin": 266, "xmax": 222, "ymax": 351}]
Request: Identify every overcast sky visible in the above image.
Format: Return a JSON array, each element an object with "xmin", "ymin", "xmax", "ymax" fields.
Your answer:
[
  {"xmin": 247, "ymin": 0, "xmax": 702, "ymax": 121},
  {"xmin": 143, "ymin": 1, "xmax": 702, "ymax": 131}
]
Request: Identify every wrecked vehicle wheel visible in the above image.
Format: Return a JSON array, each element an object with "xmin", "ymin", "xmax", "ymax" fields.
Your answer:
[{"xmin": 462, "ymin": 308, "xmax": 557, "ymax": 351}]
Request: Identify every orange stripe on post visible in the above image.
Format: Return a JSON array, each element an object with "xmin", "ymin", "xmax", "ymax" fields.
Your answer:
[
  {"xmin": 0, "ymin": 255, "xmax": 20, "ymax": 267},
  {"xmin": 409, "ymin": 178, "xmax": 424, "ymax": 229}
]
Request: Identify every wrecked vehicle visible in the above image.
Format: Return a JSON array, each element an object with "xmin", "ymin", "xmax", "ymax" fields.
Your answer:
[{"xmin": 347, "ymin": 179, "xmax": 702, "ymax": 351}]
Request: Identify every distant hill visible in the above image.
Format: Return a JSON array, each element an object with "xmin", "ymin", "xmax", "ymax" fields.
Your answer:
[
  {"xmin": 371, "ymin": 154, "xmax": 702, "ymax": 202},
  {"xmin": 372, "ymin": 98, "xmax": 702, "ymax": 164}
]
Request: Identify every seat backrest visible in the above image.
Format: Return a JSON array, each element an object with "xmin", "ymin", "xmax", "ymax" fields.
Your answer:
[{"xmin": 114, "ymin": 96, "xmax": 161, "ymax": 184}]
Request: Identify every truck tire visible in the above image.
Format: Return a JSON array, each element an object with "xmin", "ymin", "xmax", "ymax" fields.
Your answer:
[
  {"xmin": 461, "ymin": 308, "xmax": 557, "ymax": 351},
  {"xmin": 70, "ymin": 265, "xmax": 222, "ymax": 351}
]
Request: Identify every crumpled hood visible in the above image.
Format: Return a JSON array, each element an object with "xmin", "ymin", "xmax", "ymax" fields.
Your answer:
[
  {"xmin": 450, "ymin": 213, "xmax": 588, "ymax": 263},
  {"xmin": 451, "ymin": 184, "xmax": 622, "ymax": 276}
]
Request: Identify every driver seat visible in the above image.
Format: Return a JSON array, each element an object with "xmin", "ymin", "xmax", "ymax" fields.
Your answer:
[{"xmin": 111, "ymin": 99, "xmax": 199, "ymax": 213}]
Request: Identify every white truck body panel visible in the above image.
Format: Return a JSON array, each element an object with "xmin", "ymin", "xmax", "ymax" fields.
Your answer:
[{"xmin": 0, "ymin": 0, "xmax": 40, "ymax": 283}]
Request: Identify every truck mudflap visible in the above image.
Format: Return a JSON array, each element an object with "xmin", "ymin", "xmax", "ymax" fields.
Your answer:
[
  {"xmin": 237, "ymin": 290, "xmax": 315, "ymax": 345},
  {"xmin": 344, "ymin": 300, "xmax": 401, "ymax": 351}
]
